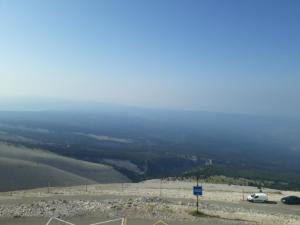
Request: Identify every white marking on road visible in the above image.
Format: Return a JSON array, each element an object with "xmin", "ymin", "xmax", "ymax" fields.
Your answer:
[
  {"xmin": 46, "ymin": 217, "xmax": 75, "ymax": 225},
  {"xmin": 45, "ymin": 217, "xmax": 125, "ymax": 225},
  {"xmin": 89, "ymin": 218, "xmax": 124, "ymax": 225},
  {"xmin": 152, "ymin": 220, "xmax": 169, "ymax": 225}
]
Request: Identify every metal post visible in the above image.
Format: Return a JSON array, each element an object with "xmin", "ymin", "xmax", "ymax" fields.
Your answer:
[
  {"xmin": 159, "ymin": 179, "xmax": 162, "ymax": 197},
  {"xmin": 196, "ymin": 176, "xmax": 199, "ymax": 213}
]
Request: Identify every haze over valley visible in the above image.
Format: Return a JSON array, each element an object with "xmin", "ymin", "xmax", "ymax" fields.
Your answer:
[
  {"xmin": 0, "ymin": 101, "xmax": 300, "ymax": 191},
  {"xmin": 1, "ymin": 0, "xmax": 300, "ymax": 224}
]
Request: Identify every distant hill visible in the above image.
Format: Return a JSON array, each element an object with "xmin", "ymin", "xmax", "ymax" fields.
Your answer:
[
  {"xmin": 0, "ymin": 107, "xmax": 300, "ymax": 190},
  {"xmin": 0, "ymin": 143, "xmax": 129, "ymax": 192}
]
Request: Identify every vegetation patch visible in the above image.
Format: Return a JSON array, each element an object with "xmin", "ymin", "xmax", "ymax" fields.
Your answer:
[
  {"xmin": 188, "ymin": 209, "xmax": 259, "ymax": 224},
  {"xmin": 188, "ymin": 209, "xmax": 218, "ymax": 218},
  {"xmin": 183, "ymin": 165, "xmax": 300, "ymax": 191}
]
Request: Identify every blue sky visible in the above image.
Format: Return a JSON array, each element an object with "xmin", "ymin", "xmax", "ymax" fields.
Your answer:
[{"xmin": 0, "ymin": 0, "xmax": 299, "ymax": 117}]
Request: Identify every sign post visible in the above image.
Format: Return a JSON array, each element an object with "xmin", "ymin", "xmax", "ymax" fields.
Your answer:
[{"xmin": 193, "ymin": 177, "xmax": 203, "ymax": 213}]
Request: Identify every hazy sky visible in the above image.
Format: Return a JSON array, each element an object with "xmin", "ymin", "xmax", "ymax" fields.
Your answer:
[{"xmin": 0, "ymin": 0, "xmax": 299, "ymax": 117}]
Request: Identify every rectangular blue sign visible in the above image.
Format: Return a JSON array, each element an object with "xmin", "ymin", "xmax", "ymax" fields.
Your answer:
[{"xmin": 193, "ymin": 186, "xmax": 203, "ymax": 196}]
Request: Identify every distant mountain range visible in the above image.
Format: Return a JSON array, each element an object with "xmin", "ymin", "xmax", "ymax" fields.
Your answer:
[{"xmin": 0, "ymin": 100, "xmax": 300, "ymax": 190}]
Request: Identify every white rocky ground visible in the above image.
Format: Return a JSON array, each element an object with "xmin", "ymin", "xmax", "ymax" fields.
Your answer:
[{"xmin": 0, "ymin": 179, "xmax": 299, "ymax": 225}]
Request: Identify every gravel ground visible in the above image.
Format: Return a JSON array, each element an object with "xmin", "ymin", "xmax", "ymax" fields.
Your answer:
[{"xmin": 0, "ymin": 180, "xmax": 299, "ymax": 225}]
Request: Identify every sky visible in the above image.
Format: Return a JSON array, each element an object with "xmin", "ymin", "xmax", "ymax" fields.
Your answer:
[{"xmin": 0, "ymin": 0, "xmax": 299, "ymax": 117}]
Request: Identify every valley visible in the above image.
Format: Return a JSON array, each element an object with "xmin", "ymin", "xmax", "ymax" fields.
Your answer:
[{"xmin": 0, "ymin": 110, "xmax": 300, "ymax": 190}]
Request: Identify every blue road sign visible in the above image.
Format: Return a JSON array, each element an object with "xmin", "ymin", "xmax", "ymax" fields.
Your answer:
[{"xmin": 193, "ymin": 186, "xmax": 203, "ymax": 196}]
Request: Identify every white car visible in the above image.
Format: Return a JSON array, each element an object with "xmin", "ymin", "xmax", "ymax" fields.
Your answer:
[{"xmin": 247, "ymin": 193, "xmax": 268, "ymax": 203}]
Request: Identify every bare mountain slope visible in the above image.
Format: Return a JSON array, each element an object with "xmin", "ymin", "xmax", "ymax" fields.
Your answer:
[{"xmin": 0, "ymin": 143, "xmax": 129, "ymax": 191}]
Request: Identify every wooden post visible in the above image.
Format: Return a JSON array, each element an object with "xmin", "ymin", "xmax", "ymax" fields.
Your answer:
[
  {"xmin": 47, "ymin": 182, "xmax": 50, "ymax": 194},
  {"xmin": 85, "ymin": 184, "xmax": 87, "ymax": 192}
]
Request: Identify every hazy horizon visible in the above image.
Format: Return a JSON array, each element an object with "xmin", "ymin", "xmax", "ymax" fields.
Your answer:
[{"xmin": 1, "ymin": 0, "xmax": 299, "ymax": 117}]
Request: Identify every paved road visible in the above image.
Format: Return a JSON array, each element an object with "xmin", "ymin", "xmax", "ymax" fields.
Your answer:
[
  {"xmin": 2, "ymin": 194, "xmax": 300, "ymax": 216},
  {"xmin": 1, "ymin": 194, "xmax": 300, "ymax": 222},
  {"xmin": 165, "ymin": 197, "xmax": 300, "ymax": 217},
  {"xmin": 0, "ymin": 193, "xmax": 299, "ymax": 225},
  {"xmin": 0, "ymin": 216, "xmax": 256, "ymax": 225}
]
